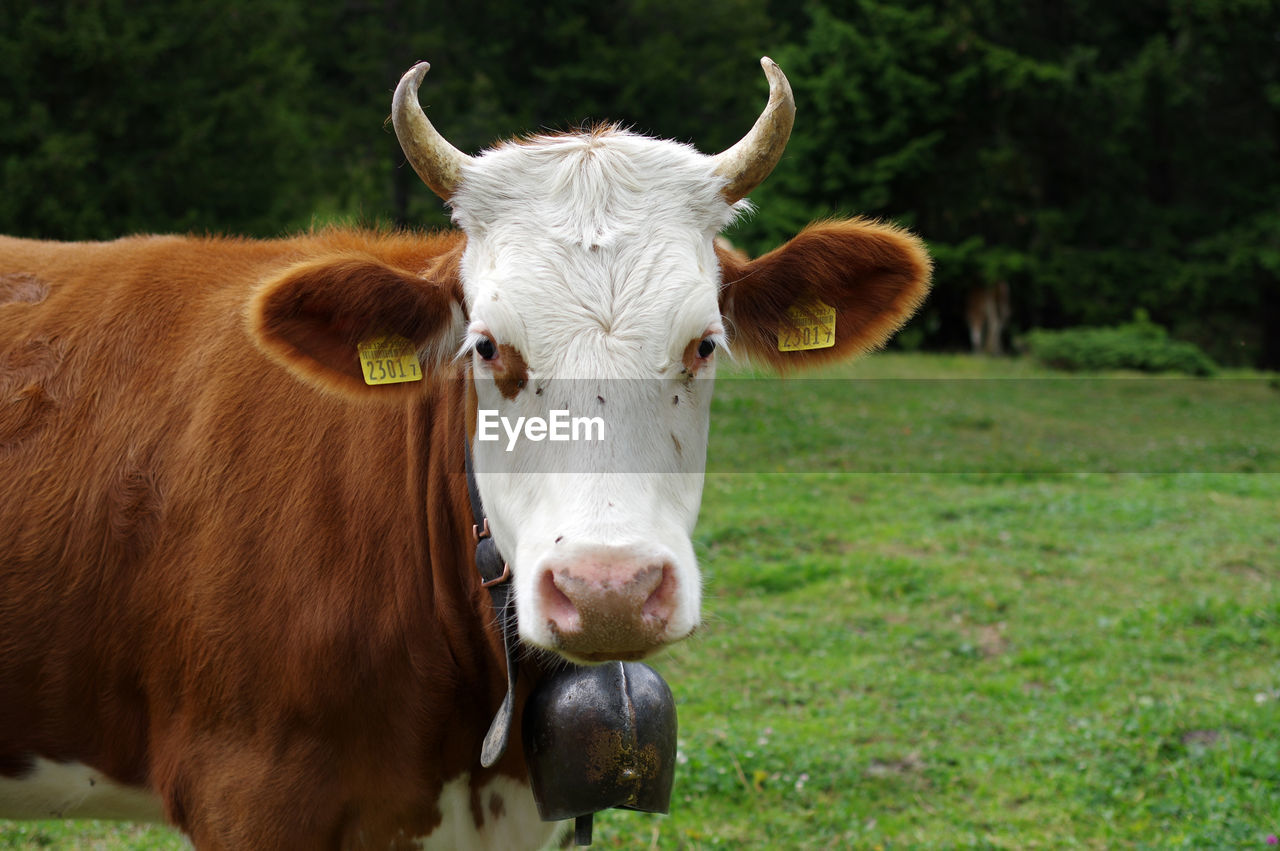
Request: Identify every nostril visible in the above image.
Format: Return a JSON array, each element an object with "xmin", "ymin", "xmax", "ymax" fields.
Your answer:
[
  {"xmin": 540, "ymin": 570, "xmax": 579, "ymax": 630},
  {"xmin": 641, "ymin": 564, "xmax": 677, "ymax": 622}
]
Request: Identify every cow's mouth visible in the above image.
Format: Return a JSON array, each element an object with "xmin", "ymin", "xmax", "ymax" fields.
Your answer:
[{"xmin": 545, "ymin": 617, "xmax": 671, "ymax": 665}]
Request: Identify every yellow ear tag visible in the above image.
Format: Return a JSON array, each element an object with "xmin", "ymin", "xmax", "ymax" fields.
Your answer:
[
  {"xmin": 778, "ymin": 299, "xmax": 837, "ymax": 351},
  {"xmin": 357, "ymin": 334, "xmax": 423, "ymax": 385}
]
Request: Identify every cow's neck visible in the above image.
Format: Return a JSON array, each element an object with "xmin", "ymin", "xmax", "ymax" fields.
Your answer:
[{"xmin": 404, "ymin": 375, "xmax": 536, "ymax": 779}]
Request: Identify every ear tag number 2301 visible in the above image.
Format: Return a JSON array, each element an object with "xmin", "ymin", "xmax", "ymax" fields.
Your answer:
[
  {"xmin": 358, "ymin": 334, "xmax": 423, "ymax": 385},
  {"xmin": 777, "ymin": 300, "xmax": 837, "ymax": 351}
]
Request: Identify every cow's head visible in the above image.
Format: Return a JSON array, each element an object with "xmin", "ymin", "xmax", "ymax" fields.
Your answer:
[{"xmin": 251, "ymin": 60, "xmax": 930, "ymax": 665}]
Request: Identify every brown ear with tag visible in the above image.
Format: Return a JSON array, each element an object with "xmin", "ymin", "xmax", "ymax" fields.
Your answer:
[
  {"xmin": 249, "ymin": 251, "xmax": 463, "ymax": 399},
  {"xmin": 717, "ymin": 218, "xmax": 931, "ymax": 370}
]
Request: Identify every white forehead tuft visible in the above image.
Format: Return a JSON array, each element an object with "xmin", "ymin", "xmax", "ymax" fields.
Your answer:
[{"xmin": 450, "ymin": 127, "xmax": 744, "ymax": 247}]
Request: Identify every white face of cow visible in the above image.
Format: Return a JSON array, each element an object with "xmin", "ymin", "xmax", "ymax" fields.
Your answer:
[{"xmin": 451, "ymin": 132, "xmax": 738, "ymax": 662}]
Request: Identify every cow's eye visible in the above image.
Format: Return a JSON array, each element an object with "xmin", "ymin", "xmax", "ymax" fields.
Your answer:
[
  {"xmin": 696, "ymin": 338, "xmax": 716, "ymax": 359},
  {"xmin": 475, "ymin": 338, "xmax": 497, "ymax": 361}
]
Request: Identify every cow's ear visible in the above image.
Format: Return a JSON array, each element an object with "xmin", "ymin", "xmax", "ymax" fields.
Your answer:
[
  {"xmin": 718, "ymin": 219, "xmax": 931, "ymax": 370},
  {"xmin": 249, "ymin": 247, "xmax": 464, "ymax": 399}
]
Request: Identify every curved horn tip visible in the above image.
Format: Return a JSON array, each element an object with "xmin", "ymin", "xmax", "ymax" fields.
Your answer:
[
  {"xmin": 407, "ymin": 61, "xmax": 432, "ymax": 83},
  {"xmin": 710, "ymin": 57, "xmax": 796, "ymax": 204},
  {"xmin": 758, "ymin": 56, "xmax": 793, "ymax": 104},
  {"xmin": 398, "ymin": 61, "xmax": 431, "ymax": 93},
  {"xmin": 392, "ymin": 59, "xmax": 472, "ymax": 202}
]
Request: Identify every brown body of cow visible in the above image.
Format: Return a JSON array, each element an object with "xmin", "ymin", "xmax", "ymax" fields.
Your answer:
[{"xmin": 0, "ymin": 231, "xmax": 532, "ymax": 846}]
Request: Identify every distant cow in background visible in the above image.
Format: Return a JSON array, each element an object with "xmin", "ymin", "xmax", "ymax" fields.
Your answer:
[{"xmin": 966, "ymin": 280, "xmax": 1010, "ymax": 354}]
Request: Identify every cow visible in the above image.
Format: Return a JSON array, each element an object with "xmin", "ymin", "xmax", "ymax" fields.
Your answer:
[
  {"xmin": 0, "ymin": 59, "xmax": 931, "ymax": 849},
  {"xmin": 965, "ymin": 280, "xmax": 1011, "ymax": 355}
]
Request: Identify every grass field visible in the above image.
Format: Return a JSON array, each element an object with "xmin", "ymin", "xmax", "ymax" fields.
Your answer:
[{"xmin": 4, "ymin": 353, "xmax": 1277, "ymax": 849}]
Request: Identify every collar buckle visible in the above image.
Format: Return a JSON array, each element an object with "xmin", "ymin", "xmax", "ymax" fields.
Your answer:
[{"xmin": 480, "ymin": 562, "xmax": 512, "ymax": 588}]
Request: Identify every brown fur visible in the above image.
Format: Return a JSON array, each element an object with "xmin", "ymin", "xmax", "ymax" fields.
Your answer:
[
  {"xmin": 0, "ymin": 214, "xmax": 929, "ymax": 848},
  {"xmin": 0, "ymin": 273, "xmax": 50, "ymax": 305},
  {"xmin": 680, "ymin": 338, "xmax": 711, "ymax": 375},
  {"xmin": 716, "ymin": 218, "xmax": 932, "ymax": 369},
  {"xmin": 492, "ymin": 344, "xmax": 530, "ymax": 400}
]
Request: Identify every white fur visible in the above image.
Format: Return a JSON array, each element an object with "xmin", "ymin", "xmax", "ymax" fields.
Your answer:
[
  {"xmin": 416, "ymin": 774, "xmax": 561, "ymax": 851},
  {"xmin": 0, "ymin": 757, "xmax": 165, "ymax": 821},
  {"xmin": 450, "ymin": 130, "xmax": 741, "ymax": 658},
  {"xmin": 0, "ymin": 761, "xmax": 560, "ymax": 850}
]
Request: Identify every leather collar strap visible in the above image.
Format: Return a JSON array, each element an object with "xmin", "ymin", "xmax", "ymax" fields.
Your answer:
[
  {"xmin": 466, "ymin": 444, "xmax": 597, "ymax": 846},
  {"xmin": 465, "ymin": 441, "xmax": 510, "ymax": 588},
  {"xmin": 465, "ymin": 439, "xmax": 520, "ymax": 767}
]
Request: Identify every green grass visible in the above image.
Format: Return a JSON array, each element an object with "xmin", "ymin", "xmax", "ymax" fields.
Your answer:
[
  {"xmin": 4, "ymin": 354, "xmax": 1278, "ymax": 849},
  {"xmin": 709, "ymin": 356, "xmax": 1277, "ymax": 475},
  {"xmin": 614, "ymin": 472, "xmax": 1278, "ymax": 849},
  {"xmin": 0, "ymin": 823, "xmax": 185, "ymax": 850}
]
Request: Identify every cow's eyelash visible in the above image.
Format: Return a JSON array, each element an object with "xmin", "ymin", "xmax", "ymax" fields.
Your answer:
[
  {"xmin": 702, "ymin": 331, "xmax": 730, "ymax": 359},
  {"xmin": 456, "ymin": 331, "xmax": 493, "ymax": 362}
]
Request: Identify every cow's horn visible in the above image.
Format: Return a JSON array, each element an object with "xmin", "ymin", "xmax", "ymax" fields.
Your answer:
[
  {"xmin": 710, "ymin": 57, "xmax": 796, "ymax": 204},
  {"xmin": 392, "ymin": 62, "xmax": 474, "ymax": 201}
]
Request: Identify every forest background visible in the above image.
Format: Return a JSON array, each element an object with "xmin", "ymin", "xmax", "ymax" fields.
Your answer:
[{"xmin": 2, "ymin": 0, "xmax": 1277, "ymax": 366}]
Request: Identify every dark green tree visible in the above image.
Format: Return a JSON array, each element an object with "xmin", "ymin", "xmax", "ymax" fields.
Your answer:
[
  {"xmin": 0, "ymin": 0, "xmax": 320, "ymax": 239},
  {"xmin": 729, "ymin": 0, "xmax": 1279, "ymax": 365},
  {"xmin": 3, "ymin": 0, "xmax": 1275, "ymax": 364}
]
